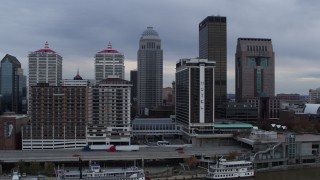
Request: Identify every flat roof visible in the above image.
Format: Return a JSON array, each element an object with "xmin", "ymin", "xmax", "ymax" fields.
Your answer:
[
  {"xmin": 215, "ymin": 124, "xmax": 253, "ymax": 129},
  {"xmin": 132, "ymin": 118, "xmax": 175, "ymax": 125}
]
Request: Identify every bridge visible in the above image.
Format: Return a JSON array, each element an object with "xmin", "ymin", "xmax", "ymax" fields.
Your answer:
[{"xmin": 0, "ymin": 146, "xmax": 246, "ymax": 163}]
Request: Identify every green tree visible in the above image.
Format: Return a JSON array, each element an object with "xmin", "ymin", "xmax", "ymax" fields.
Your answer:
[
  {"xmin": 17, "ymin": 160, "xmax": 27, "ymax": 174},
  {"xmin": 44, "ymin": 162, "xmax": 55, "ymax": 175},
  {"xmin": 29, "ymin": 161, "xmax": 41, "ymax": 175}
]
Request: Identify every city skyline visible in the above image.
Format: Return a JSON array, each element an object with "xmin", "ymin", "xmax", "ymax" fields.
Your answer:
[{"xmin": 1, "ymin": 0, "xmax": 320, "ymax": 95}]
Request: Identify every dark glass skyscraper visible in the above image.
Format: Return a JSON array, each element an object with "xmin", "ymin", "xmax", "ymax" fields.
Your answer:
[
  {"xmin": 199, "ymin": 16, "xmax": 227, "ymax": 118},
  {"xmin": 130, "ymin": 70, "xmax": 137, "ymax": 103},
  {"xmin": 137, "ymin": 27, "xmax": 163, "ymax": 115},
  {"xmin": 176, "ymin": 58, "xmax": 215, "ymax": 134},
  {"xmin": 0, "ymin": 54, "xmax": 27, "ymax": 113}
]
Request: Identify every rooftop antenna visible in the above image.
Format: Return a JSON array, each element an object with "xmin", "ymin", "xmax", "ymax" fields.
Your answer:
[
  {"xmin": 107, "ymin": 42, "xmax": 112, "ymax": 49},
  {"xmin": 44, "ymin": 41, "xmax": 49, "ymax": 49}
]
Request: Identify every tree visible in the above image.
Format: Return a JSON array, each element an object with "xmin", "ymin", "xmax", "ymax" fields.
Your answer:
[
  {"xmin": 29, "ymin": 161, "xmax": 41, "ymax": 175},
  {"xmin": 44, "ymin": 162, "xmax": 55, "ymax": 175},
  {"xmin": 184, "ymin": 156, "xmax": 198, "ymax": 170},
  {"xmin": 225, "ymin": 151, "xmax": 238, "ymax": 161},
  {"xmin": 17, "ymin": 160, "xmax": 27, "ymax": 174}
]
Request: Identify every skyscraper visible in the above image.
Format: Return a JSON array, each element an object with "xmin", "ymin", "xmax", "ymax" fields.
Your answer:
[
  {"xmin": 95, "ymin": 42, "xmax": 125, "ymax": 81},
  {"xmin": 22, "ymin": 82, "xmax": 88, "ymax": 149},
  {"xmin": 87, "ymin": 76, "xmax": 132, "ymax": 145},
  {"xmin": 199, "ymin": 16, "xmax": 227, "ymax": 118},
  {"xmin": 235, "ymin": 38, "xmax": 275, "ymax": 101},
  {"xmin": 137, "ymin": 27, "xmax": 163, "ymax": 115},
  {"xmin": 28, "ymin": 42, "xmax": 62, "ymax": 86},
  {"xmin": 130, "ymin": 70, "xmax": 137, "ymax": 103},
  {"xmin": 175, "ymin": 58, "xmax": 215, "ymax": 134},
  {"xmin": 0, "ymin": 54, "xmax": 26, "ymax": 113}
]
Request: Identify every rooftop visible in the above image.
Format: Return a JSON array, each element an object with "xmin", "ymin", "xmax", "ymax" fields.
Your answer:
[
  {"xmin": 98, "ymin": 42, "xmax": 119, "ymax": 53},
  {"xmin": 34, "ymin": 42, "xmax": 56, "ymax": 53}
]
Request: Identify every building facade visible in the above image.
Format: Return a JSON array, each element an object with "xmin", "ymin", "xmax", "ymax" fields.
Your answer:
[
  {"xmin": 22, "ymin": 83, "xmax": 88, "ymax": 149},
  {"xmin": 87, "ymin": 76, "xmax": 132, "ymax": 145},
  {"xmin": 95, "ymin": 42, "xmax": 125, "ymax": 81},
  {"xmin": 226, "ymin": 102, "xmax": 258, "ymax": 122},
  {"xmin": 28, "ymin": 42, "xmax": 62, "ymax": 86},
  {"xmin": 0, "ymin": 54, "xmax": 27, "ymax": 114},
  {"xmin": 199, "ymin": 16, "xmax": 227, "ymax": 118},
  {"xmin": 309, "ymin": 88, "xmax": 320, "ymax": 104},
  {"xmin": 61, "ymin": 70, "xmax": 90, "ymax": 86},
  {"xmin": 0, "ymin": 114, "xmax": 28, "ymax": 150},
  {"xmin": 175, "ymin": 58, "xmax": 215, "ymax": 135},
  {"xmin": 137, "ymin": 27, "xmax": 163, "ymax": 115},
  {"xmin": 130, "ymin": 70, "xmax": 138, "ymax": 103},
  {"xmin": 246, "ymin": 97, "xmax": 280, "ymax": 120},
  {"xmin": 235, "ymin": 38, "xmax": 275, "ymax": 101}
]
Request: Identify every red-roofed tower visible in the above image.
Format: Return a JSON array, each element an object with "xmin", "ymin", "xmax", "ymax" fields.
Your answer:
[
  {"xmin": 94, "ymin": 42, "xmax": 125, "ymax": 81},
  {"xmin": 28, "ymin": 42, "xmax": 62, "ymax": 86}
]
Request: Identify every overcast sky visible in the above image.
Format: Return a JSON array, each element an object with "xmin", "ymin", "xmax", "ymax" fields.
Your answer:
[{"xmin": 1, "ymin": 0, "xmax": 320, "ymax": 95}]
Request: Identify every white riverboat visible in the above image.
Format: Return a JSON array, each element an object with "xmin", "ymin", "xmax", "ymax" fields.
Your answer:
[
  {"xmin": 56, "ymin": 163, "xmax": 145, "ymax": 180},
  {"xmin": 206, "ymin": 159, "xmax": 254, "ymax": 179}
]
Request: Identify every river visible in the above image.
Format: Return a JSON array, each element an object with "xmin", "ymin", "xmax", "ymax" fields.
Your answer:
[{"xmin": 254, "ymin": 167, "xmax": 320, "ymax": 180}]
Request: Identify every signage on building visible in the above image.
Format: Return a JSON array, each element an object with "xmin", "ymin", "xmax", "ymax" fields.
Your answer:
[{"xmin": 199, "ymin": 64, "xmax": 205, "ymax": 123}]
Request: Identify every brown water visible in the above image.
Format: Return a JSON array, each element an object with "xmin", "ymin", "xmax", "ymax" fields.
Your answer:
[{"xmin": 254, "ymin": 168, "xmax": 320, "ymax": 180}]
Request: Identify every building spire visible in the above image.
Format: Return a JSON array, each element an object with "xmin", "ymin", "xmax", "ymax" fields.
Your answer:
[
  {"xmin": 44, "ymin": 41, "xmax": 49, "ymax": 49},
  {"xmin": 107, "ymin": 42, "xmax": 112, "ymax": 49}
]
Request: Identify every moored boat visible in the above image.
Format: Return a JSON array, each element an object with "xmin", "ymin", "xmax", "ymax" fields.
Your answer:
[
  {"xmin": 206, "ymin": 159, "xmax": 254, "ymax": 179},
  {"xmin": 56, "ymin": 162, "xmax": 145, "ymax": 180}
]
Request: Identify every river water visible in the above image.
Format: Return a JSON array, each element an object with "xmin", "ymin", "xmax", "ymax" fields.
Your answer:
[{"xmin": 254, "ymin": 168, "xmax": 320, "ymax": 180}]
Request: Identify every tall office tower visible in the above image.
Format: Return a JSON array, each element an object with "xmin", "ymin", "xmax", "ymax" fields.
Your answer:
[
  {"xmin": 176, "ymin": 58, "xmax": 215, "ymax": 135},
  {"xmin": 22, "ymin": 83, "xmax": 88, "ymax": 149},
  {"xmin": 87, "ymin": 76, "xmax": 132, "ymax": 145},
  {"xmin": 199, "ymin": 16, "xmax": 227, "ymax": 118},
  {"xmin": 235, "ymin": 38, "xmax": 275, "ymax": 101},
  {"xmin": 28, "ymin": 42, "xmax": 62, "ymax": 86},
  {"xmin": 95, "ymin": 42, "xmax": 125, "ymax": 81},
  {"xmin": 137, "ymin": 27, "xmax": 163, "ymax": 115},
  {"xmin": 130, "ymin": 70, "xmax": 137, "ymax": 103},
  {"xmin": 0, "ymin": 54, "xmax": 27, "ymax": 113}
]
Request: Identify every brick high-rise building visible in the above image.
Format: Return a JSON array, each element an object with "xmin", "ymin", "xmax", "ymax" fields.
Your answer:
[
  {"xmin": 235, "ymin": 38, "xmax": 275, "ymax": 101},
  {"xmin": 22, "ymin": 79, "xmax": 88, "ymax": 149},
  {"xmin": 199, "ymin": 16, "xmax": 227, "ymax": 118},
  {"xmin": 235, "ymin": 38, "xmax": 276, "ymax": 120}
]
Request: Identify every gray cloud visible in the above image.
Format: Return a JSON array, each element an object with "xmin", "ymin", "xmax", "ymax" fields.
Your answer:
[{"xmin": 1, "ymin": 0, "xmax": 320, "ymax": 95}]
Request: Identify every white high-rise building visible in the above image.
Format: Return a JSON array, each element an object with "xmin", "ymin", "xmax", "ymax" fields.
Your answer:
[
  {"xmin": 87, "ymin": 76, "xmax": 132, "ymax": 145},
  {"xmin": 137, "ymin": 27, "xmax": 163, "ymax": 115},
  {"xmin": 95, "ymin": 42, "xmax": 125, "ymax": 81},
  {"xmin": 28, "ymin": 42, "xmax": 62, "ymax": 86},
  {"xmin": 309, "ymin": 88, "xmax": 320, "ymax": 103}
]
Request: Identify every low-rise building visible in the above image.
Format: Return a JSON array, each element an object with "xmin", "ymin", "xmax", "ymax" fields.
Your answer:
[{"xmin": 0, "ymin": 114, "xmax": 28, "ymax": 150}]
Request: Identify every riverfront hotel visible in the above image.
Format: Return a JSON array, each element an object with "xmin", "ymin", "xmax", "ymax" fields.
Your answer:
[
  {"xmin": 22, "ymin": 81, "xmax": 88, "ymax": 149},
  {"xmin": 175, "ymin": 58, "xmax": 215, "ymax": 135}
]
